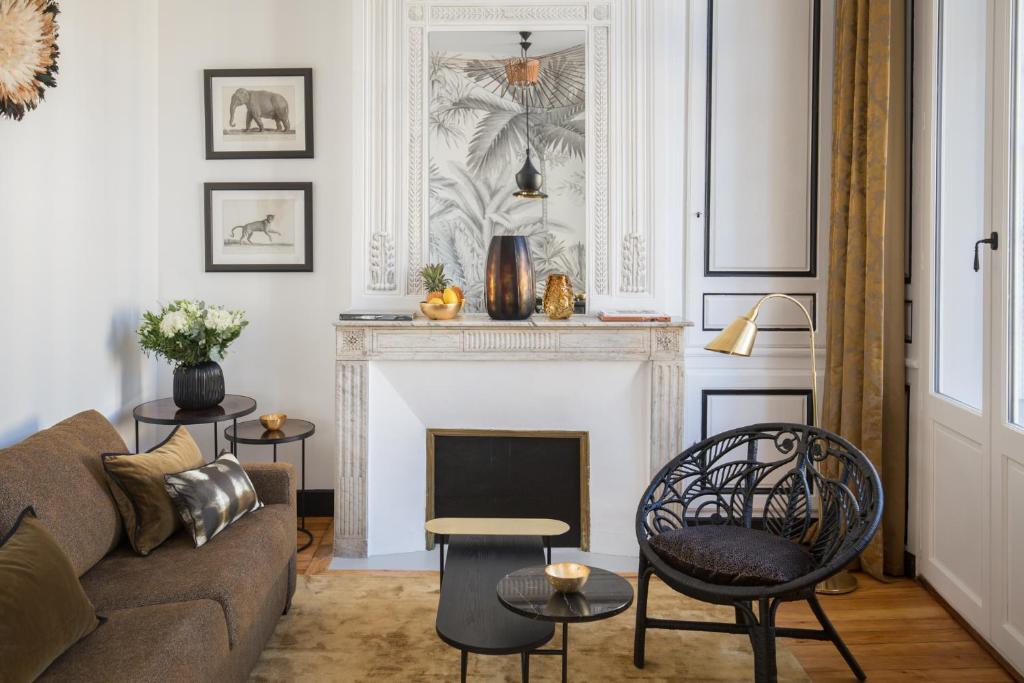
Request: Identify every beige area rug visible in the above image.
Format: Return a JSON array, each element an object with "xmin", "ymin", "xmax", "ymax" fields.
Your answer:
[{"xmin": 251, "ymin": 572, "xmax": 809, "ymax": 682}]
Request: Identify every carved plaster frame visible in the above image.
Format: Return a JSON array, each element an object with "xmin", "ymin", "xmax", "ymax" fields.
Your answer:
[{"xmin": 357, "ymin": 0, "xmax": 655, "ymax": 302}]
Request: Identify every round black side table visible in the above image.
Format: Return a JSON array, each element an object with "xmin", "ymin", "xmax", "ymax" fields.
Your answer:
[
  {"xmin": 224, "ymin": 419, "xmax": 315, "ymax": 552},
  {"xmin": 133, "ymin": 395, "xmax": 257, "ymax": 456},
  {"xmin": 497, "ymin": 566, "xmax": 634, "ymax": 682}
]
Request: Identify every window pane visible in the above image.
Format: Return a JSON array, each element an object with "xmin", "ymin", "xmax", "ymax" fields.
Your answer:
[
  {"xmin": 1012, "ymin": 2, "xmax": 1024, "ymax": 427},
  {"xmin": 935, "ymin": 0, "xmax": 986, "ymax": 410}
]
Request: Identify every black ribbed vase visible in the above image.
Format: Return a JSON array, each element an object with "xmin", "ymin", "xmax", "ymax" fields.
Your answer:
[
  {"xmin": 172, "ymin": 361, "xmax": 225, "ymax": 411},
  {"xmin": 485, "ymin": 235, "xmax": 535, "ymax": 320}
]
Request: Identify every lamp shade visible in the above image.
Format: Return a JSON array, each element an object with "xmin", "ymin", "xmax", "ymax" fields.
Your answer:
[
  {"xmin": 704, "ymin": 315, "xmax": 758, "ymax": 356},
  {"xmin": 513, "ymin": 152, "xmax": 547, "ymax": 199}
]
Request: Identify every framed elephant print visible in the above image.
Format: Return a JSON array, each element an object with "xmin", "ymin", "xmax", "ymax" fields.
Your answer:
[
  {"xmin": 204, "ymin": 68, "xmax": 314, "ymax": 159},
  {"xmin": 204, "ymin": 182, "xmax": 313, "ymax": 272}
]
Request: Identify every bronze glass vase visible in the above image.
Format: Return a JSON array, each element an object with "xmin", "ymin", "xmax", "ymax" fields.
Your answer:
[
  {"xmin": 485, "ymin": 235, "xmax": 535, "ymax": 320},
  {"xmin": 543, "ymin": 274, "xmax": 574, "ymax": 320}
]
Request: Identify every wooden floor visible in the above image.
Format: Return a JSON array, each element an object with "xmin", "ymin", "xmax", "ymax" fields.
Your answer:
[{"xmin": 295, "ymin": 518, "xmax": 1015, "ymax": 682}]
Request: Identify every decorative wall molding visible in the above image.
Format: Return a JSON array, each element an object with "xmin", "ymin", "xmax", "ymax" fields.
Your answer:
[
  {"xmin": 620, "ymin": 233, "xmax": 646, "ymax": 293},
  {"xmin": 700, "ymin": 388, "xmax": 814, "ymax": 439},
  {"xmin": 702, "ymin": 0, "xmax": 821, "ymax": 277},
  {"xmin": 358, "ymin": 0, "xmax": 653, "ymax": 300},
  {"xmin": 592, "ymin": 23, "xmax": 611, "ymax": 295},
  {"xmin": 701, "ymin": 292, "xmax": 817, "ymax": 332},
  {"xmin": 406, "ymin": 25, "xmax": 424, "ymax": 293},
  {"xmin": 368, "ymin": 232, "xmax": 396, "ymax": 290},
  {"xmin": 429, "ymin": 4, "xmax": 588, "ymax": 23}
]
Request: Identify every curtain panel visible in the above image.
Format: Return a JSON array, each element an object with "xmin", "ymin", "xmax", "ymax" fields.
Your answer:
[{"xmin": 823, "ymin": 0, "xmax": 907, "ymax": 578}]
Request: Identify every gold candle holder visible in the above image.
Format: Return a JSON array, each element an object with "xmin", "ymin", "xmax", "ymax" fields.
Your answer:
[{"xmin": 543, "ymin": 274, "xmax": 574, "ymax": 320}]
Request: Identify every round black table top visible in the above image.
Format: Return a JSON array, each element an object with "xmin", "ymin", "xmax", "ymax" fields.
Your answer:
[
  {"xmin": 497, "ymin": 566, "xmax": 634, "ymax": 624},
  {"xmin": 133, "ymin": 395, "xmax": 257, "ymax": 425},
  {"xmin": 224, "ymin": 419, "xmax": 315, "ymax": 445}
]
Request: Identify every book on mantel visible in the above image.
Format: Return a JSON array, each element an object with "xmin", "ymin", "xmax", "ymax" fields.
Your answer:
[
  {"xmin": 338, "ymin": 312, "xmax": 414, "ymax": 322},
  {"xmin": 597, "ymin": 310, "xmax": 672, "ymax": 322}
]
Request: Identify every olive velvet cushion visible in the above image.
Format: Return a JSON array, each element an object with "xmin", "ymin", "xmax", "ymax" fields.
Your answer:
[
  {"xmin": 0, "ymin": 507, "xmax": 101, "ymax": 682},
  {"xmin": 164, "ymin": 453, "xmax": 263, "ymax": 548},
  {"xmin": 648, "ymin": 524, "xmax": 814, "ymax": 586},
  {"xmin": 102, "ymin": 426, "xmax": 204, "ymax": 555}
]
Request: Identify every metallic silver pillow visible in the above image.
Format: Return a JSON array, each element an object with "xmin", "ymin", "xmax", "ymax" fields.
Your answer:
[{"xmin": 163, "ymin": 453, "xmax": 263, "ymax": 548}]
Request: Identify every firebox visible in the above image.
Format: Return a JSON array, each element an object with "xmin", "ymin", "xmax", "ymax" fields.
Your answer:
[{"xmin": 425, "ymin": 429, "xmax": 590, "ymax": 550}]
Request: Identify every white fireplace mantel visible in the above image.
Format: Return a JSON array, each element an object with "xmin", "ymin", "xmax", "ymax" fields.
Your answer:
[{"xmin": 333, "ymin": 314, "xmax": 691, "ymax": 557}]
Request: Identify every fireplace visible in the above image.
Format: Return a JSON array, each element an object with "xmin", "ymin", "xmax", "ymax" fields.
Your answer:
[{"xmin": 426, "ymin": 429, "xmax": 590, "ymax": 550}]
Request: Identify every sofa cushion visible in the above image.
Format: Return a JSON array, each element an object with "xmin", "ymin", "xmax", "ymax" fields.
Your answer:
[
  {"xmin": 38, "ymin": 599, "xmax": 230, "ymax": 683},
  {"xmin": 164, "ymin": 453, "xmax": 263, "ymax": 548},
  {"xmin": 0, "ymin": 508, "xmax": 102, "ymax": 682},
  {"xmin": 0, "ymin": 410, "xmax": 126, "ymax": 576},
  {"xmin": 648, "ymin": 524, "xmax": 814, "ymax": 586},
  {"xmin": 102, "ymin": 427, "xmax": 204, "ymax": 555},
  {"xmin": 79, "ymin": 503, "xmax": 293, "ymax": 648}
]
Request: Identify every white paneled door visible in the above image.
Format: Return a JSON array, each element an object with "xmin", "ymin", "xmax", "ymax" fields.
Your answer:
[{"xmin": 916, "ymin": 0, "xmax": 1024, "ymax": 672}]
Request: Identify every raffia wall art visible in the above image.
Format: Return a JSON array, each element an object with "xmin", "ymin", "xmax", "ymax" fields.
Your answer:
[{"xmin": 0, "ymin": 0, "xmax": 59, "ymax": 121}]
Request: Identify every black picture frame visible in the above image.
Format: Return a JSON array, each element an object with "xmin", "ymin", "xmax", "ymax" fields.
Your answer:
[
  {"xmin": 204, "ymin": 182, "xmax": 313, "ymax": 272},
  {"xmin": 204, "ymin": 68, "xmax": 314, "ymax": 159}
]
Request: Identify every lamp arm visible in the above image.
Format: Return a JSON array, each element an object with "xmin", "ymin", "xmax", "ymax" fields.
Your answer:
[{"xmin": 747, "ymin": 294, "xmax": 818, "ymax": 427}]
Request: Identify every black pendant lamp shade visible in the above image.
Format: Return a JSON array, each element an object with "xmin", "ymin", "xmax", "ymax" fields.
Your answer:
[
  {"xmin": 513, "ymin": 151, "xmax": 546, "ymax": 200},
  {"xmin": 512, "ymin": 32, "xmax": 548, "ymax": 200}
]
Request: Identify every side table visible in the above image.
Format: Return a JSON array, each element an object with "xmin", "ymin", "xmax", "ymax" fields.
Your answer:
[
  {"xmin": 497, "ymin": 566, "xmax": 634, "ymax": 682},
  {"xmin": 133, "ymin": 395, "xmax": 257, "ymax": 455},
  {"xmin": 224, "ymin": 419, "xmax": 315, "ymax": 551}
]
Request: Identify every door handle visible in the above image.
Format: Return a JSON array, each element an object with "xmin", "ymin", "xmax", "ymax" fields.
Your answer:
[{"xmin": 973, "ymin": 231, "xmax": 999, "ymax": 272}]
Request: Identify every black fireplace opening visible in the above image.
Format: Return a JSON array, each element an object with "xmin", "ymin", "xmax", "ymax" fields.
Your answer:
[{"xmin": 428, "ymin": 430, "xmax": 589, "ymax": 549}]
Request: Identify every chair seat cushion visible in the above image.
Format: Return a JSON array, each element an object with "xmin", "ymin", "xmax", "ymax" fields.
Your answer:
[{"xmin": 648, "ymin": 525, "xmax": 814, "ymax": 586}]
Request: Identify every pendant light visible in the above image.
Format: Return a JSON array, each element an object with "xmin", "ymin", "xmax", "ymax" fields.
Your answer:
[{"xmin": 509, "ymin": 32, "xmax": 547, "ymax": 200}]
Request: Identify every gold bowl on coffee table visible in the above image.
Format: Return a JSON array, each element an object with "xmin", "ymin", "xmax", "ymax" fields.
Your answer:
[{"xmin": 545, "ymin": 562, "xmax": 590, "ymax": 593}]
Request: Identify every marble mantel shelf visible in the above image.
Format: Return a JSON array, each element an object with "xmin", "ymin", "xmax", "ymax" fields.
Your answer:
[
  {"xmin": 335, "ymin": 314, "xmax": 693, "ymax": 362},
  {"xmin": 332, "ymin": 314, "xmax": 692, "ymax": 557}
]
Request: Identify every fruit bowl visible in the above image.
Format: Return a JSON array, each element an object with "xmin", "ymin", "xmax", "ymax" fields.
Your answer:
[
  {"xmin": 544, "ymin": 562, "xmax": 590, "ymax": 593},
  {"xmin": 419, "ymin": 300, "xmax": 463, "ymax": 321}
]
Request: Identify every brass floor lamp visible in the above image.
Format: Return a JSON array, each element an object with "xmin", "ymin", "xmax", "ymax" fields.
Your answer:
[{"xmin": 704, "ymin": 293, "xmax": 858, "ymax": 595}]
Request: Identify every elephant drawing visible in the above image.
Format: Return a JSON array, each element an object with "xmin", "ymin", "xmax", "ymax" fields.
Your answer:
[{"xmin": 228, "ymin": 88, "xmax": 290, "ymax": 132}]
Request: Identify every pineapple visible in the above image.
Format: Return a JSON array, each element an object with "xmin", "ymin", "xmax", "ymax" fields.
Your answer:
[{"xmin": 420, "ymin": 263, "xmax": 451, "ymax": 301}]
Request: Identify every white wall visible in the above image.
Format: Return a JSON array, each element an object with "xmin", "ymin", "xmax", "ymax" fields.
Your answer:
[
  {"xmin": 0, "ymin": 0, "xmax": 159, "ymax": 448},
  {"xmin": 155, "ymin": 0, "xmax": 356, "ymax": 486}
]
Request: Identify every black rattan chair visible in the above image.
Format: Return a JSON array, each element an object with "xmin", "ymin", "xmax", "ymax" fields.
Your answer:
[{"xmin": 634, "ymin": 423, "xmax": 883, "ymax": 683}]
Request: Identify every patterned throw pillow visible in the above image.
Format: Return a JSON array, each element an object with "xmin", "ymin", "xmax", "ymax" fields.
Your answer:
[{"xmin": 163, "ymin": 453, "xmax": 263, "ymax": 548}]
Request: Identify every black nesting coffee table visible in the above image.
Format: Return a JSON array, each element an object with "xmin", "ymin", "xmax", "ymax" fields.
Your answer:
[
  {"xmin": 497, "ymin": 566, "xmax": 634, "ymax": 682},
  {"xmin": 224, "ymin": 419, "xmax": 316, "ymax": 551},
  {"xmin": 132, "ymin": 395, "xmax": 256, "ymax": 455},
  {"xmin": 429, "ymin": 518, "xmax": 570, "ymax": 682}
]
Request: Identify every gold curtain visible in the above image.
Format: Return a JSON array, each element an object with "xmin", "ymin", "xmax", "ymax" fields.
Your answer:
[{"xmin": 823, "ymin": 0, "xmax": 907, "ymax": 578}]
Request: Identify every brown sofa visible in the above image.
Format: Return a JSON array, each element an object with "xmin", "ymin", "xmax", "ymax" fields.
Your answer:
[{"xmin": 0, "ymin": 410, "xmax": 297, "ymax": 682}]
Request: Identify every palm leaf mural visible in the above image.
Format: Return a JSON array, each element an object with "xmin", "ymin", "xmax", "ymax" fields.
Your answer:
[{"xmin": 428, "ymin": 39, "xmax": 587, "ymax": 310}]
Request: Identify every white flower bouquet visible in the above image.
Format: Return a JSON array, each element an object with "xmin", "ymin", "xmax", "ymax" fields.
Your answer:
[{"xmin": 137, "ymin": 299, "xmax": 248, "ymax": 367}]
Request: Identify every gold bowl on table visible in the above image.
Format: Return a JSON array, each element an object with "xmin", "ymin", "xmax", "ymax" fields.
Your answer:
[
  {"xmin": 544, "ymin": 562, "xmax": 590, "ymax": 593},
  {"xmin": 259, "ymin": 413, "xmax": 287, "ymax": 431},
  {"xmin": 419, "ymin": 301, "xmax": 463, "ymax": 321}
]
